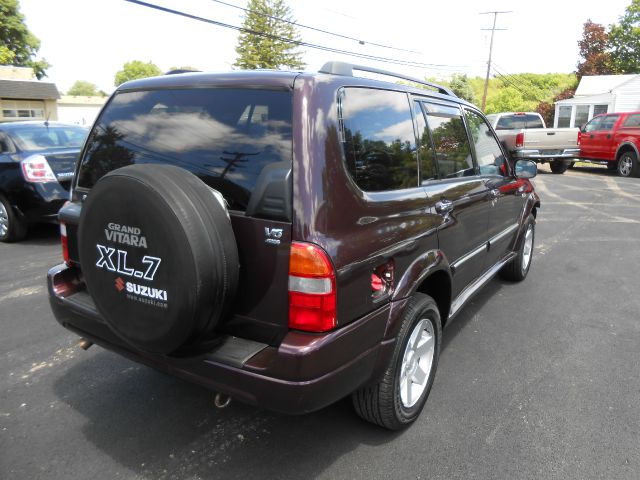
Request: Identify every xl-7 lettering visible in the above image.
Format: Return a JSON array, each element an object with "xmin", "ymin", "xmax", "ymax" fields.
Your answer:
[{"xmin": 95, "ymin": 244, "xmax": 161, "ymax": 281}]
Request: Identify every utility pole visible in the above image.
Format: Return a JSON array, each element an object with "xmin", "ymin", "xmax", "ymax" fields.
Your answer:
[{"xmin": 480, "ymin": 11, "xmax": 511, "ymax": 111}]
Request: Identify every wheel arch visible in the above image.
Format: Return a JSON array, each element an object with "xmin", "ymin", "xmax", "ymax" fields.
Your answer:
[
  {"xmin": 615, "ymin": 142, "xmax": 639, "ymax": 160},
  {"xmin": 385, "ymin": 250, "xmax": 452, "ymax": 339}
]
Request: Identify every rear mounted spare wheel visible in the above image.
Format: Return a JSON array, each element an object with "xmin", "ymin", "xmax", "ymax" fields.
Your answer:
[{"xmin": 78, "ymin": 165, "xmax": 239, "ymax": 355}]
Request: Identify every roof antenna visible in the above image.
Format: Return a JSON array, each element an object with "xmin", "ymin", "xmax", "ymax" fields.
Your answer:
[{"xmin": 44, "ymin": 111, "xmax": 51, "ymax": 128}]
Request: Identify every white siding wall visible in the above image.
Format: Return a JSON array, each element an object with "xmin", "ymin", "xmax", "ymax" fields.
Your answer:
[
  {"xmin": 612, "ymin": 76, "xmax": 640, "ymax": 112},
  {"xmin": 57, "ymin": 104, "xmax": 101, "ymax": 126}
]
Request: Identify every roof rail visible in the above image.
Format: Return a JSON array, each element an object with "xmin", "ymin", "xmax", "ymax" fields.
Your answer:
[
  {"xmin": 318, "ymin": 61, "xmax": 456, "ymax": 97},
  {"xmin": 164, "ymin": 69, "xmax": 200, "ymax": 75}
]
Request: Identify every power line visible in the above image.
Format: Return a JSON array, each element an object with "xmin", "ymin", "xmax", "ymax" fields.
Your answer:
[
  {"xmin": 492, "ymin": 64, "xmax": 547, "ymax": 103},
  {"xmin": 492, "ymin": 67, "xmax": 546, "ymax": 104},
  {"xmin": 123, "ymin": 0, "xmax": 472, "ymax": 71},
  {"xmin": 480, "ymin": 10, "xmax": 511, "ymax": 110},
  {"xmin": 208, "ymin": 0, "xmax": 419, "ymax": 54}
]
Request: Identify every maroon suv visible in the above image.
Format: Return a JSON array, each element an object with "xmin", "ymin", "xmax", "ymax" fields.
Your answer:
[{"xmin": 47, "ymin": 62, "xmax": 540, "ymax": 430}]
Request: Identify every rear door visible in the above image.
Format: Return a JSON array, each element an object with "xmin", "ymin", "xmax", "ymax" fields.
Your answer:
[{"xmin": 416, "ymin": 100, "xmax": 490, "ymax": 298}]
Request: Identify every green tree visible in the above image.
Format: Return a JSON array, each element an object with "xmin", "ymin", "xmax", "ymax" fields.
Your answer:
[
  {"xmin": 576, "ymin": 20, "xmax": 613, "ymax": 78},
  {"xmin": 0, "ymin": 0, "xmax": 50, "ymax": 78},
  {"xmin": 608, "ymin": 0, "xmax": 640, "ymax": 73},
  {"xmin": 67, "ymin": 80, "xmax": 98, "ymax": 96},
  {"xmin": 114, "ymin": 60, "xmax": 162, "ymax": 86},
  {"xmin": 234, "ymin": 0, "xmax": 305, "ymax": 70},
  {"xmin": 448, "ymin": 74, "xmax": 479, "ymax": 105}
]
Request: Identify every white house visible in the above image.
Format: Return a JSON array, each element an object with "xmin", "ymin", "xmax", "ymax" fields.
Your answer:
[
  {"xmin": 57, "ymin": 95, "xmax": 107, "ymax": 126},
  {"xmin": 554, "ymin": 74, "xmax": 640, "ymax": 128}
]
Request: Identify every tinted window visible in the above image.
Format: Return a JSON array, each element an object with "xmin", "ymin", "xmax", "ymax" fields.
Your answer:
[
  {"xmin": 414, "ymin": 101, "xmax": 437, "ymax": 183},
  {"xmin": 495, "ymin": 114, "xmax": 544, "ymax": 130},
  {"xmin": 465, "ymin": 110, "xmax": 508, "ymax": 177},
  {"xmin": 423, "ymin": 103, "xmax": 474, "ymax": 178},
  {"xmin": 623, "ymin": 114, "xmax": 640, "ymax": 127},
  {"xmin": 599, "ymin": 115, "xmax": 620, "ymax": 131},
  {"xmin": 77, "ymin": 88, "xmax": 292, "ymax": 211},
  {"xmin": 340, "ymin": 88, "xmax": 418, "ymax": 191},
  {"xmin": 8, "ymin": 125, "xmax": 87, "ymax": 150}
]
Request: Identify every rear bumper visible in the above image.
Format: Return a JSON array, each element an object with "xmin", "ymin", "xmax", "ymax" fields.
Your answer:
[
  {"xmin": 514, "ymin": 148, "xmax": 580, "ymax": 160},
  {"xmin": 10, "ymin": 182, "xmax": 69, "ymax": 223},
  {"xmin": 47, "ymin": 264, "xmax": 394, "ymax": 414}
]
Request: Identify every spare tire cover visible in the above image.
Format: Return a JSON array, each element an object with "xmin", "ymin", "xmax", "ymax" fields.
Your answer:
[{"xmin": 78, "ymin": 164, "xmax": 239, "ymax": 355}]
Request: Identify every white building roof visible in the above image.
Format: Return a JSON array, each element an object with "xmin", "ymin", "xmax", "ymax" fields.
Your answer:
[
  {"xmin": 556, "ymin": 92, "xmax": 614, "ymax": 105},
  {"xmin": 575, "ymin": 75, "xmax": 638, "ymax": 96}
]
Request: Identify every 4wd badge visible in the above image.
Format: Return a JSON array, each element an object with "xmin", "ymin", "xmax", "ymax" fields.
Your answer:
[{"xmin": 265, "ymin": 227, "xmax": 283, "ymax": 245}]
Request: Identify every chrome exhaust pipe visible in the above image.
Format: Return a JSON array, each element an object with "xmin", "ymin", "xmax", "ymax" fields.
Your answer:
[
  {"xmin": 214, "ymin": 392, "xmax": 232, "ymax": 409},
  {"xmin": 79, "ymin": 338, "xmax": 93, "ymax": 350}
]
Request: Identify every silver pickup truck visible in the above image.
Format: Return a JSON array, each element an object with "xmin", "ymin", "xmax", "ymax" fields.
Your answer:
[{"xmin": 486, "ymin": 112, "xmax": 580, "ymax": 174}]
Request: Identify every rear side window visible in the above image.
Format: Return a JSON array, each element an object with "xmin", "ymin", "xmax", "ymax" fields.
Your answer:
[
  {"xmin": 495, "ymin": 114, "xmax": 544, "ymax": 130},
  {"xmin": 340, "ymin": 88, "xmax": 418, "ymax": 192},
  {"xmin": 599, "ymin": 115, "xmax": 620, "ymax": 131},
  {"xmin": 623, "ymin": 114, "xmax": 640, "ymax": 127},
  {"xmin": 423, "ymin": 103, "xmax": 474, "ymax": 178},
  {"xmin": 77, "ymin": 88, "xmax": 292, "ymax": 212}
]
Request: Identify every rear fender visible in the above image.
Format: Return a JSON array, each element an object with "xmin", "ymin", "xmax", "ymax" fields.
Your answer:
[
  {"xmin": 384, "ymin": 249, "xmax": 451, "ymax": 339},
  {"xmin": 615, "ymin": 142, "xmax": 639, "ymax": 160}
]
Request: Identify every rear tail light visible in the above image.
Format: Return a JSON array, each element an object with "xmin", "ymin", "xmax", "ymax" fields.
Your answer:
[
  {"xmin": 515, "ymin": 132, "xmax": 524, "ymax": 148},
  {"xmin": 577, "ymin": 131, "xmax": 582, "ymax": 146},
  {"xmin": 288, "ymin": 242, "xmax": 336, "ymax": 332},
  {"xmin": 21, "ymin": 154, "xmax": 57, "ymax": 183},
  {"xmin": 60, "ymin": 221, "xmax": 70, "ymax": 265}
]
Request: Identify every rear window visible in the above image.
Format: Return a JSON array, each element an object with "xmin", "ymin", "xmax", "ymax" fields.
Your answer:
[
  {"xmin": 76, "ymin": 88, "xmax": 292, "ymax": 211},
  {"xmin": 9, "ymin": 125, "xmax": 87, "ymax": 150},
  {"xmin": 495, "ymin": 114, "xmax": 544, "ymax": 130}
]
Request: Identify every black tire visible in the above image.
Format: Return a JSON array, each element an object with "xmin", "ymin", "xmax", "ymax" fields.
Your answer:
[
  {"xmin": 617, "ymin": 151, "xmax": 639, "ymax": 178},
  {"xmin": 78, "ymin": 165, "xmax": 239, "ymax": 355},
  {"xmin": 567, "ymin": 161, "xmax": 575, "ymax": 169},
  {"xmin": 550, "ymin": 160, "xmax": 568, "ymax": 174},
  {"xmin": 352, "ymin": 293, "xmax": 441, "ymax": 430},
  {"xmin": 0, "ymin": 194, "xmax": 27, "ymax": 243},
  {"xmin": 500, "ymin": 214, "xmax": 535, "ymax": 282}
]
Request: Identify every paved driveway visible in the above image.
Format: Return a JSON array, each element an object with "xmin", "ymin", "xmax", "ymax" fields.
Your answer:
[{"xmin": 1, "ymin": 165, "xmax": 639, "ymax": 479}]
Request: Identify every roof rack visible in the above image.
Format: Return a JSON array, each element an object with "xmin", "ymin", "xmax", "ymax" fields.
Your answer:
[
  {"xmin": 164, "ymin": 69, "xmax": 201, "ymax": 75},
  {"xmin": 318, "ymin": 61, "xmax": 456, "ymax": 97}
]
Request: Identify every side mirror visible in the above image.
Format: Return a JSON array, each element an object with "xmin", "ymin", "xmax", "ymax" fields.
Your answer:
[{"xmin": 515, "ymin": 160, "xmax": 537, "ymax": 179}]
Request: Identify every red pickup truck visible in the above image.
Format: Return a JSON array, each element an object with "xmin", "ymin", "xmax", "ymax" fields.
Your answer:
[{"xmin": 579, "ymin": 112, "xmax": 640, "ymax": 177}]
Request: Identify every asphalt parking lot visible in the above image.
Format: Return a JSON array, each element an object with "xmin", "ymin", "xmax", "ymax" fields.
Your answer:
[{"xmin": 2, "ymin": 165, "xmax": 640, "ymax": 480}]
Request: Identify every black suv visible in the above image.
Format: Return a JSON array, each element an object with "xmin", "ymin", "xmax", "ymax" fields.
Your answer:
[{"xmin": 47, "ymin": 62, "xmax": 540, "ymax": 430}]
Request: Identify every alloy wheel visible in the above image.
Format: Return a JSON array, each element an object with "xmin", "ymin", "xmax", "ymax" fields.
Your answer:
[{"xmin": 399, "ymin": 318, "xmax": 435, "ymax": 408}]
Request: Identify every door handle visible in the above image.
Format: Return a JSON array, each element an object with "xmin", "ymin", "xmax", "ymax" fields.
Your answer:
[
  {"xmin": 435, "ymin": 199, "xmax": 453, "ymax": 214},
  {"xmin": 590, "ymin": 134, "xmax": 595, "ymax": 138},
  {"xmin": 607, "ymin": 134, "xmax": 612, "ymax": 139}
]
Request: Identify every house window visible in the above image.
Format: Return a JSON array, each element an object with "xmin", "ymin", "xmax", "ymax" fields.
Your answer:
[
  {"xmin": 558, "ymin": 106, "xmax": 572, "ymax": 128},
  {"xmin": 1, "ymin": 100, "xmax": 46, "ymax": 120},
  {"xmin": 593, "ymin": 104, "xmax": 608, "ymax": 116},
  {"xmin": 574, "ymin": 105, "xmax": 590, "ymax": 128}
]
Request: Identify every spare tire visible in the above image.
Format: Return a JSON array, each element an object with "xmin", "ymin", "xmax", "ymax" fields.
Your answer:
[{"xmin": 78, "ymin": 164, "xmax": 239, "ymax": 355}]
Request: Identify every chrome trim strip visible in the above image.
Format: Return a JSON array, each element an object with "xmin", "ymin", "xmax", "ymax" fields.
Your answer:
[
  {"xmin": 489, "ymin": 223, "xmax": 519, "ymax": 247},
  {"xmin": 450, "ymin": 243, "xmax": 487, "ymax": 271},
  {"xmin": 448, "ymin": 252, "xmax": 517, "ymax": 320}
]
